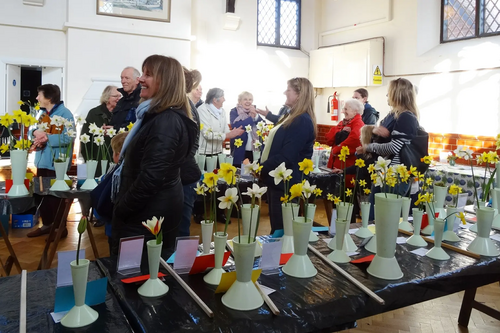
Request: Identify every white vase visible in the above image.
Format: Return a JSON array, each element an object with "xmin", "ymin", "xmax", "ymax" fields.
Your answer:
[
  {"xmin": 81, "ymin": 160, "xmax": 98, "ymax": 190},
  {"xmin": 306, "ymin": 203, "xmax": 319, "ymax": 242},
  {"xmin": 496, "ymin": 162, "xmax": 500, "ymax": 189},
  {"xmin": 443, "ymin": 207, "xmax": 461, "ymax": 242},
  {"xmin": 51, "ymin": 161, "xmax": 70, "ymax": 191},
  {"xmin": 205, "ymin": 156, "xmax": 217, "ymax": 173},
  {"xmin": 100, "ymin": 160, "xmax": 108, "ymax": 176},
  {"xmin": 241, "ymin": 204, "xmax": 262, "ymax": 257},
  {"xmin": 329, "ymin": 202, "xmax": 357, "ymax": 252},
  {"xmin": 365, "ymin": 234, "xmax": 377, "ymax": 253},
  {"xmin": 469, "ymin": 201, "xmax": 486, "ymax": 233},
  {"xmin": 281, "ymin": 203, "xmax": 299, "ymax": 254},
  {"xmin": 225, "ymin": 156, "xmax": 234, "ymax": 166},
  {"xmin": 312, "ymin": 153, "xmax": 321, "ymax": 173},
  {"xmin": 222, "ymin": 236, "xmax": 263, "ymax": 311},
  {"xmin": 425, "ymin": 218, "xmax": 450, "ymax": 260},
  {"xmin": 327, "ymin": 219, "xmax": 351, "ymax": 263},
  {"xmin": 421, "ymin": 202, "xmax": 436, "ymax": 235},
  {"xmin": 60, "ymin": 259, "xmax": 99, "ymax": 328},
  {"xmin": 64, "ymin": 158, "xmax": 71, "ymax": 180},
  {"xmin": 467, "ymin": 207, "xmax": 500, "ymax": 256},
  {"xmin": 252, "ymin": 150, "xmax": 261, "ymax": 161},
  {"xmin": 367, "ymin": 193, "xmax": 404, "ymax": 280},
  {"xmin": 197, "ymin": 154, "xmax": 206, "ymax": 171},
  {"xmin": 406, "ymin": 208, "xmax": 427, "ymax": 247},
  {"xmin": 399, "ymin": 197, "xmax": 413, "ymax": 232},
  {"xmin": 492, "ymin": 188, "xmax": 500, "ymax": 230},
  {"xmin": 204, "ymin": 231, "xmax": 228, "ymax": 285},
  {"xmin": 201, "ymin": 221, "xmax": 214, "ymax": 255},
  {"xmin": 434, "ymin": 185, "xmax": 447, "ymax": 210},
  {"xmin": 138, "ymin": 240, "xmax": 169, "ymax": 297},
  {"xmin": 8, "ymin": 150, "xmax": 29, "ymax": 197},
  {"xmin": 218, "ymin": 153, "xmax": 226, "ymax": 165},
  {"xmin": 282, "ymin": 217, "xmax": 317, "ymax": 278},
  {"xmin": 355, "ymin": 202, "xmax": 374, "ymax": 238}
]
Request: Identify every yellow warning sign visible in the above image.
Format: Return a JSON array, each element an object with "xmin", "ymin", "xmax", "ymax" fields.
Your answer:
[{"xmin": 373, "ymin": 65, "xmax": 382, "ymax": 85}]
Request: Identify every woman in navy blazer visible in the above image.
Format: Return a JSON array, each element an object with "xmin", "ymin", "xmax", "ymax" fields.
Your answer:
[
  {"xmin": 229, "ymin": 91, "xmax": 262, "ymax": 167},
  {"xmin": 260, "ymin": 78, "xmax": 317, "ymax": 233}
]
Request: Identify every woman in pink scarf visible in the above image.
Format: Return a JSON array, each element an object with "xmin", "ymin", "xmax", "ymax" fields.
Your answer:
[{"xmin": 229, "ymin": 91, "xmax": 262, "ymax": 167}]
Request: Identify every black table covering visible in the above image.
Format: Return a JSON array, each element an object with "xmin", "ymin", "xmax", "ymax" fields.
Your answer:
[
  {"xmin": 95, "ymin": 226, "xmax": 500, "ymax": 333},
  {"xmin": 0, "ymin": 262, "xmax": 133, "ymax": 333}
]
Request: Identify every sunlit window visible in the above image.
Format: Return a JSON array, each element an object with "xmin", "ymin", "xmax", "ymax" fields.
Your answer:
[
  {"xmin": 442, "ymin": 0, "xmax": 500, "ymax": 42},
  {"xmin": 257, "ymin": 0, "xmax": 301, "ymax": 49}
]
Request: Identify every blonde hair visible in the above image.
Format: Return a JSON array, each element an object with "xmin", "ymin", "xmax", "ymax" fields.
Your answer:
[
  {"xmin": 360, "ymin": 125, "xmax": 374, "ymax": 145},
  {"xmin": 141, "ymin": 55, "xmax": 192, "ymax": 119},
  {"xmin": 283, "ymin": 77, "xmax": 317, "ymax": 137},
  {"xmin": 237, "ymin": 91, "xmax": 253, "ymax": 103},
  {"xmin": 100, "ymin": 85, "xmax": 118, "ymax": 104},
  {"xmin": 387, "ymin": 78, "xmax": 419, "ymax": 120},
  {"xmin": 111, "ymin": 132, "xmax": 128, "ymax": 155}
]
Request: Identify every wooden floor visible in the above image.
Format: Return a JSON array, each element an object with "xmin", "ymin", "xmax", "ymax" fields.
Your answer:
[{"xmin": 1, "ymin": 199, "xmax": 499, "ymax": 333}]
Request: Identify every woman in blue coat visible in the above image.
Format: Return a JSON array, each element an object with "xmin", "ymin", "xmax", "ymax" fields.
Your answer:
[
  {"xmin": 229, "ymin": 91, "xmax": 262, "ymax": 167},
  {"xmin": 260, "ymin": 78, "xmax": 317, "ymax": 233}
]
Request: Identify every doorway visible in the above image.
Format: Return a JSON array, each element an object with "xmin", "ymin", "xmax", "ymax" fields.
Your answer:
[{"xmin": 20, "ymin": 67, "xmax": 42, "ymax": 111}]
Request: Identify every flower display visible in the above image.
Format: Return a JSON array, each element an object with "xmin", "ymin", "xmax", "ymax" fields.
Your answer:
[
  {"xmin": 269, "ymin": 162, "xmax": 293, "ymax": 206},
  {"xmin": 142, "ymin": 216, "xmax": 164, "ymax": 245},
  {"xmin": 0, "ymin": 103, "xmax": 38, "ymax": 153}
]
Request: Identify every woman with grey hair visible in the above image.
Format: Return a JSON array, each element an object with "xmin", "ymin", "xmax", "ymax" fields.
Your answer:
[
  {"xmin": 197, "ymin": 87, "xmax": 244, "ymax": 157},
  {"xmin": 81, "ymin": 85, "xmax": 121, "ymax": 177},
  {"xmin": 325, "ymin": 98, "xmax": 365, "ymax": 204}
]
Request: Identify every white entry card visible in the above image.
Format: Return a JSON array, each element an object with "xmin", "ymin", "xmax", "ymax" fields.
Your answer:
[
  {"xmin": 457, "ymin": 193, "xmax": 468, "ymax": 209},
  {"xmin": 260, "ymin": 240, "xmax": 282, "ymax": 271},
  {"xmin": 117, "ymin": 236, "xmax": 144, "ymax": 274},
  {"xmin": 173, "ymin": 237, "xmax": 199, "ymax": 273},
  {"xmin": 329, "ymin": 209, "xmax": 337, "ymax": 234},
  {"xmin": 77, "ymin": 163, "xmax": 87, "ymax": 179},
  {"xmin": 57, "ymin": 250, "xmax": 85, "ymax": 287}
]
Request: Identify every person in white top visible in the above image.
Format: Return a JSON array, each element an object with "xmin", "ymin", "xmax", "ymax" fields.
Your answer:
[{"xmin": 197, "ymin": 87, "xmax": 244, "ymax": 155}]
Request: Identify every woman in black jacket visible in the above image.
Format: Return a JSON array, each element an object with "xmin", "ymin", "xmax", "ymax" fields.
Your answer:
[{"xmin": 111, "ymin": 55, "xmax": 198, "ymax": 257}]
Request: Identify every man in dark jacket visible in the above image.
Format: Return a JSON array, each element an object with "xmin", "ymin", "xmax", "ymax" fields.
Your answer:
[
  {"xmin": 353, "ymin": 88, "xmax": 379, "ymax": 125},
  {"xmin": 110, "ymin": 67, "xmax": 141, "ymax": 131}
]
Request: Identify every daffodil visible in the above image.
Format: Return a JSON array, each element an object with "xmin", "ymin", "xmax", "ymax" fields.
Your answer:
[
  {"xmin": 234, "ymin": 138, "xmax": 243, "ymax": 148},
  {"xmin": 80, "ymin": 134, "xmax": 90, "ymax": 144},
  {"xmin": 449, "ymin": 184, "xmax": 462, "ymax": 195},
  {"xmin": 0, "ymin": 144, "xmax": 9, "ymax": 154},
  {"xmin": 12, "ymin": 110, "xmax": 24, "ymax": 123},
  {"xmin": 200, "ymin": 123, "xmax": 204, "ymax": 131},
  {"xmin": 76, "ymin": 116, "xmax": 86, "ymax": 125},
  {"xmin": 425, "ymin": 177, "xmax": 433, "ymax": 186},
  {"xmin": 254, "ymin": 141, "xmax": 262, "ymax": 149},
  {"xmin": 301, "ymin": 180, "xmax": 316, "ymax": 198},
  {"xmin": 142, "ymin": 216, "xmax": 164, "ymax": 245},
  {"xmin": 280, "ymin": 195, "xmax": 289, "ymax": 203},
  {"xmin": 218, "ymin": 187, "xmax": 239, "ymax": 209},
  {"xmin": 219, "ymin": 163, "xmax": 237, "ymax": 185},
  {"xmin": 333, "ymin": 196, "xmax": 341, "ymax": 204},
  {"xmin": 14, "ymin": 140, "xmax": 31, "ymax": 150},
  {"xmin": 457, "ymin": 212, "xmax": 467, "ymax": 225},
  {"xmin": 242, "ymin": 183, "xmax": 268, "ymax": 199},
  {"xmin": 269, "ymin": 162, "xmax": 292, "ymax": 185},
  {"xmin": 345, "ymin": 188, "xmax": 353, "ymax": 197},
  {"xmin": 17, "ymin": 101, "xmax": 23, "ymax": 106},
  {"xmin": 355, "ymin": 159, "xmax": 365, "ymax": 168},
  {"xmin": 118, "ymin": 127, "xmax": 126, "ymax": 134},
  {"xmin": 203, "ymin": 172, "xmax": 219, "ymax": 188},
  {"xmin": 194, "ymin": 182, "xmax": 208, "ymax": 195},
  {"xmin": 327, "ymin": 193, "xmax": 334, "ymax": 201},
  {"xmin": 313, "ymin": 188, "xmax": 322, "ymax": 197},
  {"xmin": 363, "ymin": 188, "xmax": 371, "ymax": 195},
  {"xmin": 66, "ymin": 129, "xmax": 76, "ymax": 137},
  {"xmin": 107, "ymin": 128, "xmax": 117, "ymax": 138},
  {"xmin": 350, "ymin": 178, "xmax": 356, "ymax": 185},
  {"xmin": 420, "ymin": 156, "xmax": 432, "ymax": 165},
  {"xmin": 289, "ymin": 183, "xmax": 303, "ymax": 200},
  {"xmin": 367, "ymin": 163, "xmax": 375, "ymax": 173},
  {"xmin": 245, "ymin": 124, "xmax": 252, "ymax": 133},
  {"xmin": 359, "ymin": 179, "xmax": 367, "ymax": 187},
  {"xmin": 298, "ymin": 158, "xmax": 314, "ymax": 175},
  {"xmin": 338, "ymin": 152, "xmax": 347, "ymax": 162},
  {"xmin": 94, "ymin": 135, "xmax": 104, "ymax": 146},
  {"xmin": 375, "ymin": 156, "xmax": 391, "ymax": 171},
  {"xmin": 0, "ymin": 114, "xmax": 14, "ymax": 127},
  {"xmin": 127, "ymin": 122, "xmax": 134, "ymax": 131}
]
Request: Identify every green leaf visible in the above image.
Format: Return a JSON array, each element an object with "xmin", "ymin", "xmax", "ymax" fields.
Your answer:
[{"xmin": 156, "ymin": 230, "xmax": 163, "ymax": 245}]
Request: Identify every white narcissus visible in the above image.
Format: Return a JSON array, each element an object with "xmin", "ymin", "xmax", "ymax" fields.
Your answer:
[
  {"xmin": 301, "ymin": 180, "xmax": 316, "ymax": 199},
  {"xmin": 94, "ymin": 135, "xmax": 104, "ymax": 146},
  {"xmin": 374, "ymin": 156, "xmax": 391, "ymax": 172},
  {"xmin": 107, "ymin": 128, "xmax": 117, "ymax": 138},
  {"xmin": 89, "ymin": 123, "xmax": 99, "ymax": 135},
  {"xmin": 218, "ymin": 187, "xmax": 239, "ymax": 209},
  {"xmin": 118, "ymin": 127, "xmax": 127, "ymax": 134},
  {"xmin": 269, "ymin": 162, "xmax": 293, "ymax": 185},
  {"xmin": 66, "ymin": 129, "xmax": 76, "ymax": 137},
  {"xmin": 76, "ymin": 116, "xmax": 86, "ymax": 125},
  {"xmin": 80, "ymin": 134, "xmax": 90, "ymax": 144},
  {"xmin": 37, "ymin": 122, "xmax": 49, "ymax": 131},
  {"xmin": 242, "ymin": 183, "xmax": 268, "ymax": 199},
  {"xmin": 245, "ymin": 124, "xmax": 252, "ymax": 133}
]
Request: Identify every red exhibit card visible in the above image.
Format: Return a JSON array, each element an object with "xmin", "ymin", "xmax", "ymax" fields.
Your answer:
[
  {"xmin": 189, "ymin": 251, "xmax": 231, "ymax": 275},
  {"xmin": 350, "ymin": 255, "xmax": 375, "ymax": 264},
  {"xmin": 121, "ymin": 273, "xmax": 166, "ymax": 284},
  {"xmin": 279, "ymin": 253, "xmax": 293, "ymax": 265}
]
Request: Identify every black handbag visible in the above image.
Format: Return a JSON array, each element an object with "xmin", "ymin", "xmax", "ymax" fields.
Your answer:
[
  {"xmin": 397, "ymin": 127, "xmax": 429, "ymax": 173},
  {"xmin": 90, "ymin": 163, "xmax": 118, "ymax": 223}
]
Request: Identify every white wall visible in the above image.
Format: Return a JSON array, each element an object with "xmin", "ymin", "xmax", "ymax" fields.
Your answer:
[
  {"xmin": 0, "ymin": 0, "xmax": 192, "ymax": 117},
  {"xmin": 315, "ymin": 0, "xmax": 500, "ymax": 136},
  {"xmin": 190, "ymin": 0, "xmax": 317, "ymax": 117}
]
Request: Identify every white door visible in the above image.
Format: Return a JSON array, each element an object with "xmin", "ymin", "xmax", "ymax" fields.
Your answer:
[
  {"xmin": 6, "ymin": 64, "xmax": 21, "ymax": 115},
  {"xmin": 42, "ymin": 67, "xmax": 63, "ymax": 93}
]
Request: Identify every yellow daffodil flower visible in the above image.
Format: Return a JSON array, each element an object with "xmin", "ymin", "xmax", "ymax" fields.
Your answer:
[
  {"xmin": 449, "ymin": 184, "xmax": 462, "ymax": 195},
  {"xmin": 298, "ymin": 158, "xmax": 314, "ymax": 175},
  {"xmin": 421, "ymin": 155, "xmax": 432, "ymax": 165},
  {"xmin": 203, "ymin": 172, "xmax": 219, "ymax": 188},
  {"xmin": 345, "ymin": 188, "xmax": 353, "ymax": 197},
  {"xmin": 363, "ymin": 188, "xmax": 371, "ymax": 195},
  {"xmin": 200, "ymin": 123, "xmax": 204, "ymax": 131},
  {"xmin": 350, "ymin": 178, "xmax": 356, "ymax": 185},
  {"xmin": 0, "ymin": 114, "xmax": 14, "ymax": 127},
  {"xmin": 367, "ymin": 164, "xmax": 375, "ymax": 173},
  {"xmin": 14, "ymin": 140, "xmax": 31, "ymax": 150},
  {"xmin": 234, "ymin": 138, "xmax": 243, "ymax": 148},
  {"xmin": 313, "ymin": 188, "xmax": 322, "ymax": 196},
  {"xmin": 12, "ymin": 110, "xmax": 24, "ymax": 123},
  {"xmin": 359, "ymin": 179, "xmax": 367, "ymax": 187},
  {"xmin": 338, "ymin": 152, "xmax": 346, "ymax": 162},
  {"xmin": 280, "ymin": 195, "xmax": 289, "ymax": 203},
  {"xmin": 341, "ymin": 146, "xmax": 350, "ymax": 155},
  {"xmin": 425, "ymin": 177, "xmax": 433, "ymax": 186},
  {"xmin": 409, "ymin": 166, "xmax": 417, "ymax": 176},
  {"xmin": 355, "ymin": 159, "xmax": 365, "ymax": 168},
  {"xmin": 256, "ymin": 130, "xmax": 261, "ymax": 137},
  {"xmin": 0, "ymin": 144, "xmax": 9, "ymax": 154},
  {"xmin": 333, "ymin": 196, "xmax": 341, "ymax": 204},
  {"xmin": 327, "ymin": 193, "xmax": 334, "ymax": 201},
  {"xmin": 219, "ymin": 163, "xmax": 237, "ymax": 185},
  {"xmin": 457, "ymin": 212, "xmax": 467, "ymax": 225},
  {"xmin": 127, "ymin": 122, "xmax": 134, "ymax": 131},
  {"xmin": 289, "ymin": 183, "xmax": 303, "ymax": 200},
  {"xmin": 17, "ymin": 101, "xmax": 24, "ymax": 105}
]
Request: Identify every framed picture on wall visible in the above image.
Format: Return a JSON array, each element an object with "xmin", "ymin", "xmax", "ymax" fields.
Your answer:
[{"xmin": 96, "ymin": 0, "xmax": 171, "ymax": 23}]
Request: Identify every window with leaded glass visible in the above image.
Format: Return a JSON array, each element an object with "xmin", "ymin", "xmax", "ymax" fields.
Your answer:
[
  {"xmin": 441, "ymin": 0, "xmax": 500, "ymax": 42},
  {"xmin": 257, "ymin": 0, "xmax": 301, "ymax": 49}
]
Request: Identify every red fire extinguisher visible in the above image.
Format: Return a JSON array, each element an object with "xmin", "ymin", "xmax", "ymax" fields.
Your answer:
[{"xmin": 330, "ymin": 92, "xmax": 339, "ymax": 121}]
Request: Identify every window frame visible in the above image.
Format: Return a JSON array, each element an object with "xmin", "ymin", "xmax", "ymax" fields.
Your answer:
[
  {"xmin": 257, "ymin": 0, "xmax": 301, "ymax": 50},
  {"xmin": 441, "ymin": 0, "xmax": 500, "ymax": 43}
]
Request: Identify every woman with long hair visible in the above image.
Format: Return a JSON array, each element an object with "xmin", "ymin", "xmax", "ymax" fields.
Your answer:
[
  {"xmin": 261, "ymin": 77, "xmax": 317, "ymax": 233},
  {"xmin": 111, "ymin": 55, "xmax": 198, "ymax": 256},
  {"xmin": 356, "ymin": 77, "xmax": 420, "ymax": 220}
]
